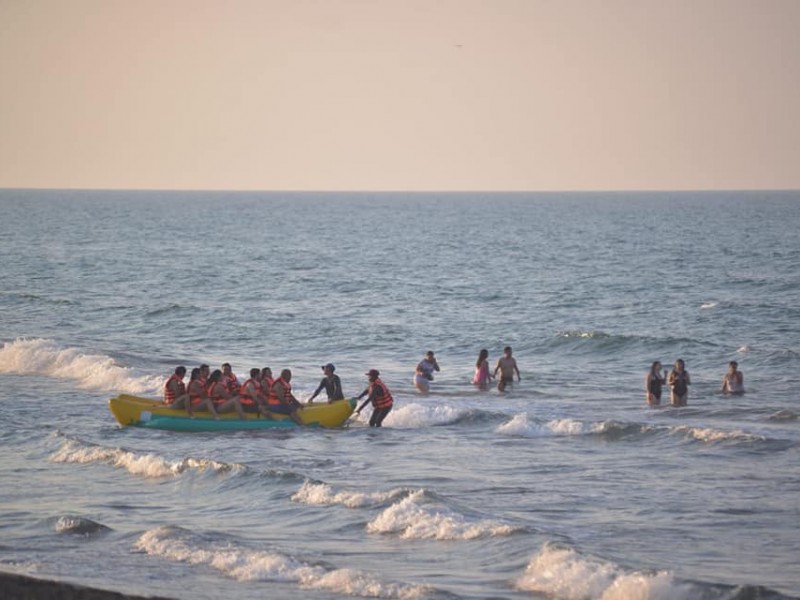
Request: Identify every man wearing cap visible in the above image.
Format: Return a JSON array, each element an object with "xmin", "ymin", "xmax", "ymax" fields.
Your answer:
[
  {"xmin": 308, "ymin": 363, "xmax": 345, "ymax": 403},
  {"xmin": 356, "ymin": 369, "xmax": 394, "ymax": 427}
]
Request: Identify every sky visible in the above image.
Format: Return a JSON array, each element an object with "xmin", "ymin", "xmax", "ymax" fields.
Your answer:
[{"xmin": 1, "ymin": 0, "xmax": 799, "ymax": 192}]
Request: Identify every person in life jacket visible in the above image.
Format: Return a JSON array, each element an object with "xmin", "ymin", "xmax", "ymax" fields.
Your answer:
[
  {"xmin": 206, "ymin": 369, "xmax": 247, "ymax": 419},
  {"xmin": 164, "ymin": 366, "xmax": 187, "ymax": 405},
  {"xmin": 198, "ymin": 364, "xmax": 211, "ymax": 387},
  {"xmin": 182, "ymin": 367, "xmax": 219, "ymax": 418},
  {"xmin": 356, "ymin": 369, "xmax": 394, "ymax": 427},
  {"xmin": 267, "ymin": 369, "xmax": 305, "ymax": 426},
  {"xmin": 260, "ymin": 367, "xmax": 274, "ymax": 392},
  {"xmin": 239, "ymin": 368, "xmax": 270, "ymax": 416},
  {"xmin": 221, "ymin": 362, "xmax": 241, "ymax": 395}
]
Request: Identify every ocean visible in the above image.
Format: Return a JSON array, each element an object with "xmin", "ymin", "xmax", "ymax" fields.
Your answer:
[{"xmin": 0, "ymin": 189, "xmax": 798, "ymax": 600}]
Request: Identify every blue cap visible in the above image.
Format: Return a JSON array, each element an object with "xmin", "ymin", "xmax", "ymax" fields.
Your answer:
[{"xmin": 322, "ymin": 363, "xmax": 335, "ymax": 371}]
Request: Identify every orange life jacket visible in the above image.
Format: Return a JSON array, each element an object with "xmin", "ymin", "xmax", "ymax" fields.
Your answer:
[
  {"xmin": 222, "ymin": 372, "xmax": 240, "ymax": 394},
  {"xmin": 187, "ymin": 380, "xmax": 206, "ymax": 406},
  {"xmin": 239, "ymin": 378, "xmax": 260, "ymax": 406},
  {"xmin": 268, "ymin": 378, "xmax": 291, "ymax": 407},
  {"xmin": 370, "ymin": 378, "xmax": 393, "ymax": 409},
  {"xmin": 164, "ymin": 374, "xmax": 186, "ymax": 405},
  {"xmin": 207, "ymin": 381, "xmax": 227, "ymax": 405}
]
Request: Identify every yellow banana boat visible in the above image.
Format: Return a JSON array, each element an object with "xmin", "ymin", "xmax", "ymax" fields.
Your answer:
[{"xmin": 108, "ymin": 394, "xmax": 355, "ymax": 431}]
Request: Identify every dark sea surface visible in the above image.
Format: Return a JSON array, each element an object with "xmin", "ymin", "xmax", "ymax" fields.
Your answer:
[{"xmin": 0, "ymin": 189, "xmax": 798, "ymax": 600}]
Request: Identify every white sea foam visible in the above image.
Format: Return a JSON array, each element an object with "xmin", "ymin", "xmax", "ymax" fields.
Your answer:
[
  {"xmin": 291, "ymin": 481, "xmax": 406, "ymax": 508},
  {"xmin": 515, "ymin": 544, "xmax": 695, "ymax": 600},
  {"xmin": 670, "ymin": 425, "xmax": 764, "ymax": 444},
  {"xmin": 0, "ymin": 338, "xmax": 161, "ymax": 394},
  {"xmin": 51, "ymin": 438, "xmax": 241, "ymax": 479},
  {"xmin": 700, "ymin": 301, "xmax": 718, "ymax": 309},
  {"xmin": 498, "ymin": 414, "xmax": 594, "ymax": 437},
  {"xmin": 367, "ymin": 490, "xmax": 516, "ymax": 540},
  {"xmin": 135, "ymin": 526, "xmax": 428, "ymax": 598},
  {"xmin": 559, "ymin": 330, "xmax": 610, "ymax": 338},
  {"xmin": 367, "ymin": 403, "xmax": 467, "ymax": 428},
  {"xmin": 737, "ymin": 344, "xmax": 750, "ymax": 353},
  {"xmin": 496, "ymin": 413, "xmax": 550, "ymax": 437}
]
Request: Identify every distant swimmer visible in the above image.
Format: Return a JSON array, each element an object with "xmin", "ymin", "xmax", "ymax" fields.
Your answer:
[
  {"xmin": 414, "ymin": 350, "xmax": 440, "ymax": 394},
  {"xmin": 473, "ymin": 349, "xmax": 494, "ymax": 390},
  {"xmin": 668, "ymin": 358, "xmax": 691, "ymax": 407},
  {"xmin": 493, "ymin": 346, "xmax": 521, "ymax": 392},
  {"xmin": 721, "ymin": 361, "xmax": 745, "ymax": 394},
  {"xmin": 645, "ymin": 361, "xmax": 666, "ymax": 406},
  {"xmin": 308, "ymin": 363, "xmax": 345, "ymax": 403},
  {"xmin": 356, "ymin": 369, "xmax": 394, "ymax": 427}
]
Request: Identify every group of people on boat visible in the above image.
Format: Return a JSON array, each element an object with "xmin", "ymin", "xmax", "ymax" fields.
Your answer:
[
  {"xmin": 163, "ymin": 362, "xmax": 395, "ymax": 427},
  {"xmin": 164, "ymin": 363, "xmax": 305, "ymax": 424},
  {"xmin": 645, "ymin": 359, "xmax": 745, "ymax": 407}
]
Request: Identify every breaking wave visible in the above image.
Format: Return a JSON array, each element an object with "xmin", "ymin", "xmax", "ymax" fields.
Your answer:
[{"xmin": 0, "ymin": 338, "xmax": 161, "ymax": 394}]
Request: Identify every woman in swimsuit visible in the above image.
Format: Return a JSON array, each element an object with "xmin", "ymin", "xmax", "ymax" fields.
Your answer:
[
  {"xmin": 645, "ymin": 361, "xmax": 666, "ymax": 406},
  {"xmin": 473, "ymin": 349, "xmax": 493, "ymax": 390},
  {"xmin": 668, "ymin": 358, "xmax": 691, "ymax": 407},
  {"xmin": 721, "ymin": 361, "xmax": 745, "ymax": 394}
]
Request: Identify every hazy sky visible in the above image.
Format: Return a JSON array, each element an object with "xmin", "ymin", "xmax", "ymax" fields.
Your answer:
[{"xmin": 1, "ymin": 0, "xmax": 798, "ymax": 191}]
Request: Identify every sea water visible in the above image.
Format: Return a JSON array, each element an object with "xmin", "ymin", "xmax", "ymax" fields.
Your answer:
[{"xmin": 0, "ymin": 189, "xmax": 798, "ymax": 600}]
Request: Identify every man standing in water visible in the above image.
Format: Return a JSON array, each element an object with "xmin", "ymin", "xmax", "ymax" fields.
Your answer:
[
  {"xmin": 414, "ymin": 350, "xmax": 440, "ymax": 394},
  {"xmin": 356, "ymin": 369, "xmax": 394, "ymax": 427},
  {"xmin": 308, "ymin": 363, "xmax": 345, "ymax": 403},
  {"xmin": 493, "ymin": 346, "xmax": 521, "ymax": 392}
]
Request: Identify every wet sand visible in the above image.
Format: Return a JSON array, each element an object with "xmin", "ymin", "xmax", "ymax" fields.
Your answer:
[{"xmin": 0, "ymin": 572, "xmax": 173, "ymax": 600}]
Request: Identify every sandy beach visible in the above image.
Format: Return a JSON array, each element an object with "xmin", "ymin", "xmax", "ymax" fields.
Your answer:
[{"xmin": 0, "ymin": 572, "xmax": 173, "ymax": 600}]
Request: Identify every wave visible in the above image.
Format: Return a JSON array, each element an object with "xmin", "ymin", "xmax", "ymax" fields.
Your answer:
[
  {"xmin": 668, "ymin": 425, "xmax": 767, "ymax": 445},
  {"xmin": 515, "ymin": 543, "xmax": 697, "ymax": 599},
  {"xmin": 134, "ymin": 525, "xmax": 430, "ymax": 599},
  {"xmin": 364, "ymin": 403, "xmax": 474, "ymax": 428},
  {"xmin": 0, "ymin": 291, "xmax": 78, "ymax": 306},
  {"xmin": 53, "ymin": 516, "xmax": 110, "ymax": 536},
  {"xmin": 496, "ymin": 414, "xmax": 793, "ymax": 451},
  {"xmin": 558, "ymin": 330, "xmax": 614, "ymax": 339},
  {"xmin": 291, "ymin": 481, "xmax": 409, "ymax": 508},
  {"xmin": 0, "ymin": 338, "xmax": 161, "ymax": 394},
  {"xmin": 515, "ymin": 543, "xmax": 797, "ymax": 600},
  {"xmin": 367, "ymin": 490, "xmax": 518, "ymax": 540},
  {"xmin": 143, "ymin": 303, "xmax": 199, "ymax": 318},
  {"xmin": 497, "ymin": 414, "xmax": 653, "ymax": 440},
  {"xmin": 768, "ymin": 410, "xmax": 797, "ymax": 422},
  {"xmin": 50, "ymin": 437, "xmax": 245, "ymax": 479},
  {"xmin": 549, "ymin": 330, "xmax": 705, "ymax": 356}
]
